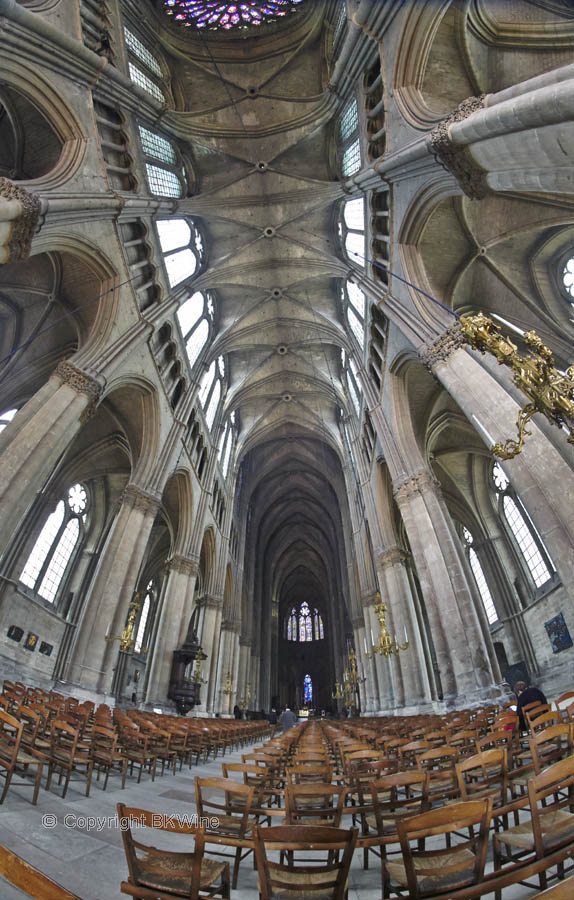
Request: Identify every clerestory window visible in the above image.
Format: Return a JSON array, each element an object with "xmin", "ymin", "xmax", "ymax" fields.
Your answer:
[
  {"xmin": 340, "ymin": 198, "xmax": 365, "ymax": 268},
  {"xmin": 156, "ymin": 218, "xmax": 204, "ymax": 286},
  {"xmin": 286, "ymin": 602, "xmax": 324, "ymax": 641},
  {"xmin": 462, "ymin": 527, "xmax": 498, "ymax": 625},
  {"xmin": 176, "ymin": 289, "xmax": 214, "ymax": 373},
  {"xmin": 141, "ymin": 129, "xmax": 185, "ymax": 199},
  {"xmin": 124, "ymin": 27, "xmax": 165, "ymax": 103},
  {"xmin": 338, "ymin": 97, "xmax": 361, "ymax": 177},
  {"xmin": 198, "ymin": 355, "xmax": 225, "ymax": 430},
  {"xmin": 0, "ymin": 408, "xmax": 17, "ymax": 433},
  {"xmin": 20, "ymin": 484, "xmax": 88, "ymax": 605}
]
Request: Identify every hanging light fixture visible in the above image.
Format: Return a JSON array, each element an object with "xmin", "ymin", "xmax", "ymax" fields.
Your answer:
[{"xmin": 366, "ymin": 592, "xmax": 409, "ymax": 659}]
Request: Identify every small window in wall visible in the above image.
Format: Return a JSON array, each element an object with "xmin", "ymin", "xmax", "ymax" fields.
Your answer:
[
  {"xmin": 218, "ymin": 411, "xmax": 237, "ymax": 478},
  {"xmin": 492, "ymin": 462, "xmax": 555, "ymax": 590},
  {"xmin": 561, "ymin": 254, "xmax": 574, "ymax": 309},
  {"xmin": 140, "ymin": 128, "xmax": 184, "ymax": 198},
  {"xmin": 198, "ymin": 355, "xmax": 225, "ymax": 431},
  {"xmin": 345, "ymin": 358, "xmax": 362, "ymax": 418},
  {"xmin": 340, "ymin": 198, "xmax": 365, "ymax": 268},
  {"xmin": 157, "ymin": 220, "xmax": 205, "ymax": 287},
  {"xmin": 0, "ymin": 408, "xmax": 17, "ymax": 433},
  {"xmin": 462, "ymin": 527, "xmax": 498, "ymax": 625},
  {"xmin": 124, "ymin": 27, "xmax": 165, "ymax": 103},
  {"xmin": 344, "ymin": 279, "xmax": 366, "ymax": 350},
  {"xmin": 303, "ymin": 673, "xmax": 313, "ymax": 703},
  {"xmin": 20, "ymin": 484, "xmax": 88, "ymax": 604},
  {"xmin": 338, "ymin": 97, "xmax": 361, "ymax": 177},
  {"xmin": 176, "ymin": 289, "xmax": 214, "ymax": 373},
  {"xmin": 134, "ymin": 580, "xmax": 154, "ymax": 653}
]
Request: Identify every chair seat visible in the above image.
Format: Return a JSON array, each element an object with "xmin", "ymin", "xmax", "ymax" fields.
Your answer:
[
  {"xmin": 495, "ymin": 809, "xmax": 574, "ymax": 850},
  {"xmin": 16, "ymin": 751, "xmax": 42, "ymax": 766},
  {"xmin": 134, "ymin": 850, "xmax": 228, "ymax": 893},
  {"xmin": 206, "ymin": 814, "xmax": 257, "ymax": 834},
  {"xmin": 386, "ymin": 847, "xmax": 477, "ymax": 892}
]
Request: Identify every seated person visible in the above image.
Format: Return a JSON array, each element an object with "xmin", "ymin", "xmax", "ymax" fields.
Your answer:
[{"xmin": 514, "ymin": 680, "xmax": 547, "ymax": 730}]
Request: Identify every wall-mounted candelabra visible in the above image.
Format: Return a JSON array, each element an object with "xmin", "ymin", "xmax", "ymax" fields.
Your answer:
[
  {"xmin": 221, "ymin": 671, "xmax": 233, "ymax": 695},
  {"xmin": 366, "ymin": 593, "xmax": 408, "ymax": 659},
  {"xmin": 104, "ymin": 592, "xmax": 142, "ymax": 652}
]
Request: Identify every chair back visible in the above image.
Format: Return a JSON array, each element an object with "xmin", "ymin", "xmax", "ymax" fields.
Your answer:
[
  {"xmin": 50, "ymin": 720, "xmax": 79, "ymax": 763},
  {"xmin": 0, "ymin": 710, "xmax": 23, "ymax": 772},
  {"xmin": 370, "ymin": 771, "xmax": 428, "ymax": 835},
  {"xmin": 286, "ymin": 764, "xmax": 333, "ymax": 784},
  {"xmin": 194, "ymin": 776, "xmax": 254, "ymax": 835},
  {"xmin": 527, "ymin": 755, "xmax": 574, "ymax": 860},
  {"xmin": 117, "ymin": 803, "xmax": 205, "ymax": 899},
  {"xmin": 285, "ymin": 783, "xmax": 345, "ymax": 827},
  {"xmin": 530, "ymin": 724, "xmax": 572, "ymax": 773},
  {"xmin": 253, "ymin": 825, "xmax": 357, "ymax": 900},
  {"xmin": 396, "ymin": 798, "xmax": 493, "ymax": 899},
  {"xmin": 455, "ymin": 748, "xmax": 507, "ymax": 807},
  {"xmin": 554, "ymin": 692, "xmax": 574, "ymax": 716}
]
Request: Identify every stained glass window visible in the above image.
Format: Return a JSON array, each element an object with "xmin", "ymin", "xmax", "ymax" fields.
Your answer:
[
  {"xmin": 303, "ymin": 674, "xmax": 312, "ymax": 704},
  {"xmin": 286, "ymin": 603, "xmax": 324, "ymax": 641},
  {"xmin": 164, "ymin": 0, "xmax": 305, "ymax": 31},
  {"xmin": 129, "ymin": 64, "xmax": 165, "ymax": 103},
  {"xmin": 124, "ymin": 28, "xmax": 163, "ymax": 78},
  {"xmin": 139, "ymin": 127, "xmax": 176, "ymax": 165},
  {"xmin": 287, "ymin": 617, "xmax": 292, "ymax": 641},
  {"xmin": 20, "ymin": 484, "xmax": 88, "ymax": 604},
  {"xmin": 338, "ymin": 96, "xmax": 361, "ymax": 177},
  {"xmin": 135, "ymin": 581, "xmax": 153, "ymax": 653},
  {"xmin": 0, "ymin": 408, "xmax": 17, "ymax": 433}
]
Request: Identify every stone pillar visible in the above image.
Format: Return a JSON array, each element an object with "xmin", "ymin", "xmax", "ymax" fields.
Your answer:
[
  {"xmin": 65, "ymin": 483, "xmax": 160, "ymax": 698},
  {"xmin": 375, "ymin": 548, "xmax": 431, "ymax": 710},
  {"xmin": 0, "ymin": 178, "xmax": 42, "ymax": 264},
  {"xmin": 196, "ymin": 595, "xmax": 222, "ymax": 714},
  {"xmin": 236, "ymin": 638, "xmax": 250, "ymax": 710},
  {"xmin": 0, "ymin": 361, "xmax": 102, "ymax": 549},
  {"xmin": 393, "ymin": 470, "xmax": 499, "ymax": 708},
  {"xmin": 423, "ymin": 329, "xmax": 574, "ymax": 598},
  {"xmin": 144, "ymin": 554, "xmax": 199, "ymax": 707},
  {"xmin": 216, "ymin": 624, "xmax": 239, "ymax": 715}
]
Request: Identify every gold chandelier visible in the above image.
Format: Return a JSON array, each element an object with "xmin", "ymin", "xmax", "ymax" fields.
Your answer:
[
  {"xmin": 366, "ymin": 593, "xmax": 408, "ymax": 659},
  {"xmin": 460, "ymin": 313, "xmax": 574, "ymax": 460}
]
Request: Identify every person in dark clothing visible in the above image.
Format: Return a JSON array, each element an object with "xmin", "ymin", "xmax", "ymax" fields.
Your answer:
[
  {"xmin": 268, "ymin": 708, "xmax": 277, "ymax": 724},
  {"xmin": 515, "ymin": 680, "xmax": 547, "ymax": 730},
  {"xmin": 233, "ymin": 704, "xmax": 243, "ymax": 720},
  {"xmin": 279, "ymin": 707, "xmax": 297, "ymax": 731}
]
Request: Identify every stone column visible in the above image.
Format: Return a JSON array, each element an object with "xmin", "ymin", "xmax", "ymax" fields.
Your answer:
[
  {"xmin": 375, "ymin": 547, "xmax": 431, "ymax": 710},
  {"xmin": 144, "ymin": 554, "xmax": 199, "ymax": 707},
  {"xmin": 423, "ymin": 329, "xmax": 574, "ymax": 597},
  {"xmin": 216, "ymin": 624, "xmax": 239, "ymax": 715},
  {"xmin": 0, "ymin": 361, "xmax": 102, "ymax": 549},
  {"xmin": 65, "ymin": 483, "xmax": 160, "ymax": 698},
  {"xmin": 393, "ymin": 470, "xmax": 499, "ymax": 708},
  {"xmin": 196, "ymin": 595, "xmax": 222, "ymax": 714},
  {"xmin": 0, "ymin": 178, "xmax": 42, "ymax": 264},
  {"xmin": 236, "ymin": 638, "xmax": 250, "ymax": 710}
]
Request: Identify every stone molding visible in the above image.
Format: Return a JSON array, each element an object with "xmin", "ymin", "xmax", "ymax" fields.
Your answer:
[
  {"xmin": 121, "ymin": 482, "xmax": 162, "ymax": 515},
  {"xmin": 421, "ymin": 322, "xmax": 465, "ymax": 372},
  {"xmin": 375, "ymin": 547, "xmax": 407, "ymax": 571},
  {"xmin": 169, "ymin": 554, "xmax": 199, "ymax": 577},
  {"xmin": 429, "ymin": 96, "xmax": 488, "ymax": 200},
  {"xmin": 0, "ymin": 178, "xmax": 42, "ymax": 264},
  {"xmin": 55, "ymin": 360, "xmax": 102, "ymax": 402},
  {"xmin": 393, "ymin": 470, "xmax": 441, "ymax": 505},
  {"xmin": 197, "ymin": 593, "xmax": 223, "ymax": 610}
]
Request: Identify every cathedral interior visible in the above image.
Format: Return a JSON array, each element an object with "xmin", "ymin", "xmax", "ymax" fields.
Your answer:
[
  {"xmin": 1, "ymin": 0, "xmax": 574, "ymax": 741},
  {"xmin": 2, "ymin": 1, "xmax": 574, "ymax": 897}
]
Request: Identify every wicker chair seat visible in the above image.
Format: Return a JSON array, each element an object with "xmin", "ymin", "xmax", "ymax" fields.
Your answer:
[
  {"xmin": 386, "ymin": 847, "xmax": 477, "ymax": 892},
  {"xmin": 134, "ymin": 849, "xmax": 228, "ymax": 893},
  {"xmin": 495, "ymin": 809, "xmax": 574, "ymax": 850},
  {"xmin": 207, "ymin": 813, "xmax": 257, "ymax": 834}
]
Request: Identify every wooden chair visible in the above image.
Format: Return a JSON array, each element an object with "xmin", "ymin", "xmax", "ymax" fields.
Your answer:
[
  {"xmin": 252, "ymin": 825, "xmax": 357, "ymax": 900},
  {"xmin": 493, "ymin": 755, "xmax": 574, "ymax": 894},
  {"xmin": 555, "ymin": 692, "xmax": 574, "ymax": 719},
  {"xmin": 0, "ymin": 845, "xmax": 85, "ymax": 900},
  {"xmin": 530, "ymin": 723, "xmax": 572, "ymax": 774},
  {"xmin": 91, "ymin": 724, "xmax": 128, "ymax": 790},
  {"xmin": 455, "ymin": 749, "xmax": 508, "ymax": 826},
  {"xmin": 119, "ymin": 726, "xmax": 157, "ymax": 783},
  {"xmin": 45, "ymin": 719, "xmax": 93, "ymax": 798},
  {"xmin": 0, "ymin": 709, "xmax": 44, "ymax": 805},
  {"xmin": 285, "ymin": 783, "xmax": 345, "ymax": 828},
  {"xmin": 117, "ymin": 803, "xmax": 229, "ymax": 900},
  {"xmin": 384, "ymin": 798, "xmax": 493, "ymax": 899},
  {"xmin": 285, "ymin": 763, "xmax": 333, "ymax": 784},
  {"xmin": 194, "ymin": 776, "xmax": 256, "ymax": 889},
  {"xmin": 532, "ymin": 875, "xmax": 574, "ymax": 898}
]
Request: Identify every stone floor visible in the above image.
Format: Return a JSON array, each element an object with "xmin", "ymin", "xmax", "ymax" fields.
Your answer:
[{"xmin": 0, "ymin": 739, "xmax": 553, "ymax": 899}]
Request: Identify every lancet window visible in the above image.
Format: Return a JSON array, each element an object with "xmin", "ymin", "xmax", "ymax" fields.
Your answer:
[
  {"xmin": 340, "ymin": 198, "xmax": 365, "ymax": 268},
  {"xmin": 218, "ymin": 411, "xmax": 237, "ymax": 478},
  {"xmin": 156, "ymin": 219, "xmax": 204, "ymax": 286},
  {"xmin": 141, "ymin": 129, "xmax": 184, "ymax": 198},
  {"xmin": 134, "ymin": 580, "xmax": 155, "ymax": 654},
  {"xmin": 19, "ymin": 484, "xmax": 89, "ymax": 605},
  {"xmin": 124, "ymin": 27, "xmax": 165, "ymax": 103},
  {"xmin": 462, "ymin": 527, "xmax": 498, "ymax": 625},
  {"xmin": 338, "ymin": 97, "xmax": 361, "ymax": 177},
  {"xmin": 344, "ymin": 279, "xmax": 366, "ymax": 350},
  {"xmin": 198, "ymin": 356, "xmax": 225, "ymax": 430},
  {"xmin": 0, "ymin": 408, "xmax": 17, "ymax": 433},
  {"xmin": 177, "ymin": 290, "xmax": 214, "ymax": 373},
  {"xmin": 285, "ymin": 602, "xmax": 324, "ymax": 642}
]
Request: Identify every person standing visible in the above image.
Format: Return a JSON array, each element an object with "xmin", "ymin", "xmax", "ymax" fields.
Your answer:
[{"xmin": 279, "ymin": 707, "xmax": 297, "ymax": 732}]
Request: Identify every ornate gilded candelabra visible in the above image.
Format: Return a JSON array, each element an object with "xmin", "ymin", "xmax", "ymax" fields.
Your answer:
[
  {"xmin": 460, "ymin": 312, "xmax": 574, "ymax": 460},
  {"xmin": 344, "ymin": 648, "xmax": 366, "ymax": 687},
  {"xmin": 331, "ymin": 682, "xmax": 344, "ymax": 700},
  {"xmin": 105, "ymin": 592, "xmax": 142, "ymax": 652},
  {"xmin": 191, "ymin": 648, "xmax": 208, "ymax": 684},
  {"xmin": 366, "ymin": 593, "xmax": 409, "ymax": 659},
  {"xmin": 221, "ymin": 671, "xmax": 233, "ymax": 695}
]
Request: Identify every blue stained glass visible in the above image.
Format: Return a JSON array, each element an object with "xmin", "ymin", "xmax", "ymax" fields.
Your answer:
[
  {"xmin": 164, "ymin": 0, "xmax": 304, "ymax": 31},
  {"xmin": 304, "ymin": 674, "xmax": 312, "ymax": 704}
]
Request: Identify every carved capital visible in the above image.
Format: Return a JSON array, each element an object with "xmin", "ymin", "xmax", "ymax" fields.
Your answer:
[
  {"xmin": 169, "ymin": 554, "xmax": 199, "ymax": 577},
  {"xmin": 222, "ymin": 620, "xmax": 241, "ymax": 634},
  {"xmin": 375, "ymin": 547, "xmax": 407, "ymax": 571},
  {"xmin": 393, "ymin": 470, "xmax": 440, "ymax": 505},
  {"xmin": 0, "ymin": 178, "xmax": 42, "ymax": 264},
  {"xmin": 55, "ymin": 361, "xmax": 102, "ymax": 402},
  {"xmin": 429, "ymin": 96, "xmax": 488, "ymax": 200},
  {"xmin": 421, "ymin": 322, "xmax": 465, "ymax": 372},
  {"xmin": 121, "ymin": 483, "xmax": 162, "ymax": 515}
]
